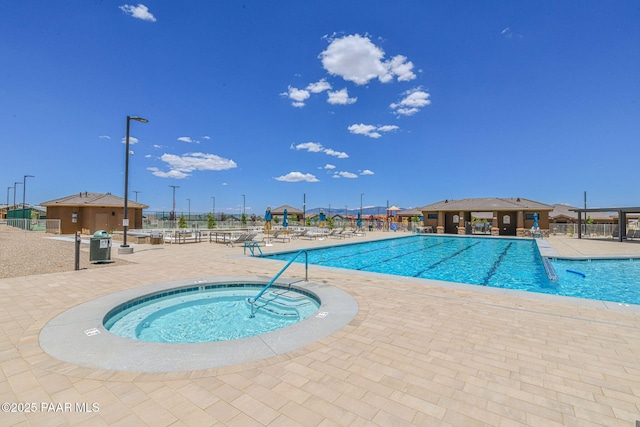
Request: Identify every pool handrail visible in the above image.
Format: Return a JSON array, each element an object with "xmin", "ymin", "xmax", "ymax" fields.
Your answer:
[{"xmin": 249, "ymin": 250, "xmax": 308, "ymax": 317}]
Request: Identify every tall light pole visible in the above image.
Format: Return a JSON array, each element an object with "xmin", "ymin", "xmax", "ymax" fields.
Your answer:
[
  {"xmin": 133, "ymin": 190, "xmax": 140, "ymax": 202},
  {"xmin": 187, "ymin": 198, "xmax": 191, "ymax": 222},
  {"xmin": 170, "ymin": 185, "xmax": 179, "ymax": 222},
  {"xmin": 360, "ymin": 193, "xmax": 364, "ymax": 230},
  {"xmin": 241, "ymin": 194, "xmax": 246, "ymax": 216},
  {"xmin": 13, "ymin": 182, "xmax": 21, "ymax": 208},
  {"xmin": 6, "ymin": 187, "xmax": 11, "ymax": 210},
  {"xmin": 211, "ymin": 196, "xmax": 215, "ymax": 218},
  {"xmin": 120, "ymin": 115, "xmax": 148, "ymax": 254},
  {"xmin": 22, "ymin": 175, "xmax": 35, "ymax": 220}
]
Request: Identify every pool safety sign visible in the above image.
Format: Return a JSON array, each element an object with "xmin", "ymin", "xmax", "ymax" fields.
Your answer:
[{"xmin": 84, "ymin": 328, "xmax": 100, "ymax": 336}]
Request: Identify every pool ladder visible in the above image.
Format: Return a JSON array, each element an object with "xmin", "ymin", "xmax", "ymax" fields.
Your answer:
[{"xmin": 248, "ymin": 250, "xmax": 308, "ymax": 318}]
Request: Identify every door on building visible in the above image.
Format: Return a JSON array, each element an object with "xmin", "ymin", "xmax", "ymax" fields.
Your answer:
[{"xmin": 95, "ymin": 213, "xmax": 109, "ymax": 232}]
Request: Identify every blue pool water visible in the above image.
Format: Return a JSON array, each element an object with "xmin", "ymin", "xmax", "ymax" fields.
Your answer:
[
  {"xmin": 104, "ymin": 285, "xmax": 320, "ymax": 343},
  {"xmin": 264, "ymin": 235, "xmax": 640, "ymax": 305}
]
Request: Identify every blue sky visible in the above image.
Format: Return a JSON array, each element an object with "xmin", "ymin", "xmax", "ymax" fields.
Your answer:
[{"xmin": 2, "ymin": 1, "xmax": 639, "ymax": 215}]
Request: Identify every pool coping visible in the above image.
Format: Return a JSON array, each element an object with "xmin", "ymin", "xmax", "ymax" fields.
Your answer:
[{"xmin": 39, "ymin": 276, "xmax": 358, "ymax": 373}]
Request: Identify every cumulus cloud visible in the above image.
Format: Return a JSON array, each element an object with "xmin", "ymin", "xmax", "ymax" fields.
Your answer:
[
  {"xmin": 98, "ymin": 135, "xmax": 111, "ymax": 139},
  {"xmin": 281, "ymin": 85, "xmax": 310, "ymax": 107},
  {"xmin": 333, "ymin": 171, "xmax": 358, "ymax": 179},
  {"xmin": 307, "ymin": 79, "xmax": 332, "ymax": 93},
  {"xmin": 177, "ymin": 136, "xmax": 199, "ymax": 143},
  {"xmin": 153, "ymin": 144, "xmax": 162, "ymax": 149},
  {"xmin": 323, "ymin": 164, "xmax": 336, "ymax": 169},
  {"xmin": 274, "ymin": 172, "xmax": 319, "ymax": 183},
  {"xmin": 291, "ymin": 142, "xmax": 349, "ymax": 158},
  {"xmin": 119, "ymin": 4, "xmax": 157, "ymax": 22},
  {"xmin": 121, "ymin": 136, "xmax": 139, "ymax": 144},
  {"xmin": 148, "ymin": 152, "xmax": 237, "ymax": 179},
  {"xmin": 202, "ymin": 135, "xmax": 211, "ymax": 140},
  {"xmin": 360, "ymin": 169, "xmax": 375, "ymax": 175},
  {"xmin": 327, "ymin": 88, "xmax": 357, "ymax": 105},
  {"xmin": 390, "ymin": 87, "xmax": 431, "ymax": 116},
  {"xmin": 348, "ymin": 123, "xmax": 399, "ymax": 138},
  {"xmin": 320, "ymin": 34, "xmax": 416, "ymax": 85}
]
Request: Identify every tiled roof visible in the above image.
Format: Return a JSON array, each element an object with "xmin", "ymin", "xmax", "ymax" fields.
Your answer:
[
  {"xmin": 41, "ymin": 192, "xmax": 148, "ymax": 208},
  {"xmin": 550, "ymin": 204, "xmax": 616, "ymax": 220},
  {"xmin": 418, "ymin": 197, "xmax": 553, "ymax": 212},
  {"xmin": 271, "ymin": 205, "xmax": 303, "ymax": 215}
]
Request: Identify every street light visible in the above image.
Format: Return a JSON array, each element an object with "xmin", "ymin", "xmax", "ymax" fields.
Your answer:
[
  {"xmin": 13, "ymin": 182, "xmax": 22, "ymax": 208},
  {"xmin": 211, "ymin": 196, "xmax": 215, "ymax": 219},
  {"xmin": 170, "ymin": 185, "xmax": 179, "ymax": 221},
  {"xmin": 241, "ymin": 194, "xmax": 245, "ymax": 216},
  {"xmin": 6, "ymin": 187, "xmax": 11, "ymax": 210},
  {"xmin": 23, "ymin": 175, "xmax": 35, "ymax": 220},
  {"xmin": 120, "ymin": 115, "xmax": 148, "ymax": 254},
  {"xmin": 187, "ymin": 198, "xmax": 191, "ymax": 223},
  {"xmin": 133, "ymin": 190, "xmax": 140, "ymax": 202}
]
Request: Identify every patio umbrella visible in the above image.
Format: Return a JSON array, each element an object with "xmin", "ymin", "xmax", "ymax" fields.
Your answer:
[
  {"xmin": 282, "ymin": 208, "xmax": 288, "ymax": 228},
  {"xmin": 356, "ymin": 211, "xmax": 362, "ymax": 228},
  {"xmin": 264, "ymin": 206, "xmax": 272, "ymax": 245},
  {"xmin": 533, "ymin": 212, "xmax": 539, "ymax": 229},
  {"xmin": 319, "ymin": 209, "xmax": 326, "ymax": 228}
]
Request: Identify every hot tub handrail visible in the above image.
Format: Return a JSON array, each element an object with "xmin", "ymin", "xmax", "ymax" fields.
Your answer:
[{"xmin": 249, "ymin": 250, "xmax": 308, "ymax": 316}]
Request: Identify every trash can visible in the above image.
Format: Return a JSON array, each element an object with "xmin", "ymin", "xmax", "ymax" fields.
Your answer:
[{"xmin": 90, "ymin": 230, "xmax": 112, "ymax": 262}]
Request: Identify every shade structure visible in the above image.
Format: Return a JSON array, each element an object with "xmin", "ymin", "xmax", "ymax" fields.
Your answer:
[{"xmin": 283, "ymin": 209, "xmax": 288, "ymax": 228}]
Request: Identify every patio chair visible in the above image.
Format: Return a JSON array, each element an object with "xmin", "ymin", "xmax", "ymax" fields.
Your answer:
[{"xmin": 227, "ymin": 232, "xmax": 258, "ymax": 247}]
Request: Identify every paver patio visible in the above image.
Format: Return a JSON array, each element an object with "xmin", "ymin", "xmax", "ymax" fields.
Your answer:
[{"xmin": 1, "ymin": 230, "xmax": 639, "ymax": 426}]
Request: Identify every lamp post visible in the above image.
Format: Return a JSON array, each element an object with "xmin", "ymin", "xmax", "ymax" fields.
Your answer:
[
  {"xmin": 241, "ymin": 194, "xmax": 245, "ymax": 216},
  {"xmin": 133, "ymin": 190, "xmax": 140, "ymax": 202},
  {"xmin": 13, "ymin": 182, "xmax": 21, "ymax": 208},
  {"xmin": 360, "ymin": 193, "xmax": 364, "ymax": 231},
  {"xmin": 211, "ymin": 196, "xmax": 215, "ymax": 219},
  {"xmin": 120, "ymin": 115, "xmax": 148, "ymax": 254},
  {"xmin": 6, "ymin": 186, "xmax": 11, "ymax": 210},
  {"xmin": 22, "ymin": 175, "xmax": 35, "ymax": 221},
  {"xmin": 187, "ymin": 198, "xmax": 191, "ymax": 223},
  {"xmin": 169, "ymin": 185, "xmax": 179, "ymax": 223}
]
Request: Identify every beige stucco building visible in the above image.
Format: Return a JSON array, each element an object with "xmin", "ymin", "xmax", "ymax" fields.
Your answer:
[
  {"xmin": 41, "ymin": 192, "xmax": 148, "ymax": 235},
  {"xmin": 419, "ymin": 197, "xmax": 553, "ymax": 237}
]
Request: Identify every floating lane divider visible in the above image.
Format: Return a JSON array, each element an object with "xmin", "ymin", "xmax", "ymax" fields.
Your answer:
[
  {"xmin": 566, "ymin": 269, "xmax": 586, "ymax": 278},
  {"xmin": 542, "ymin": 257, "xmax": 558, "ymax": 281}
]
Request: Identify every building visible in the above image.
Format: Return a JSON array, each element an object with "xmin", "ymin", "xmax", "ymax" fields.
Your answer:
[
  {"xmin": 419, "ymin": 197, "xmax": 553, "ymax": 236},
  {"xmin": 549, "ymin": 204, "xmax": 617, "ymax": 224},
  {"xmin": 41, "ymin": 192, "xmax": 148, "ymax": 235}
]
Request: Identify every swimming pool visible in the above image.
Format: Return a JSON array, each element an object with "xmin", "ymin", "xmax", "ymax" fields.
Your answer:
[
  {"xmin": 104, "ymin": 284, "xmax": 320, "ymax": 343},
  {"xmin": 264, "ymin": 235, "xmax": 640, "ymax": 305}
]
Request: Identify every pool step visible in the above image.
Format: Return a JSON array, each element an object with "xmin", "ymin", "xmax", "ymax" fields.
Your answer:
[{"xmin": 250, "ymin": 289, "xmax": 314, "ymax": 317}]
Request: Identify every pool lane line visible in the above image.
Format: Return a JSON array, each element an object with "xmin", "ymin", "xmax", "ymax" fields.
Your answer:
[
  {"xmin": 287, "ymin": 235, "xmax": 433, "ymax": 265},
  {"xmin": 412, "ymin": 241, "xmax": 483, "ymax": 277},
  {"xmin": 353, "ymin": 239, "xmax": 455, "ymax": 271},
  {"xmin": 481, "ymin": 242, "xmax": 513, "ymax": 286}
]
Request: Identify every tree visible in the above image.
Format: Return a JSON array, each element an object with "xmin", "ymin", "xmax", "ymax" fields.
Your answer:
[
  {"xmin": 241, "ymin": 213, "xmax": 247, "ymax": 226},
  {"xmin": 327, "ymin": 216, "xmax": 334, "ymax": 230},
  {"xmin": 178, "ymin": 214, "xmax": 187, "ymax": 229},
  {"xmin": 207, "ymin": 213, "xmax": 216, "ymax": 229}
]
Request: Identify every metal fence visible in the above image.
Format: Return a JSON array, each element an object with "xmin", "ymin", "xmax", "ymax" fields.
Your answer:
[
  {"xmin": 5, "ymin": 218, "xmax": 50, "ymax": 232},
  {"xmin": 550, "ymin": 223, "xmax": 620, "ymax": 237}
]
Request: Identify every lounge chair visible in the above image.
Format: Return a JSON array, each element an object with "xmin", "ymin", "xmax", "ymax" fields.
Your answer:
[
  {"xmin": 227, "ymin": 232, "xmax": 258, "ymax": 247},
  {"xmin": 327, "ymin": 229, "xmax": 346, "ymax": 239},
  {"xmin": 263, "ymin": 230, "xmax": 291, "ymax": 243},
  {"xmin": 291, "ymin": 229, "xmax": 308, "ymax": 239}
]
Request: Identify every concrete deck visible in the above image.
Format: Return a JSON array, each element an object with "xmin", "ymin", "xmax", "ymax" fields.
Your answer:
[{"xmin": 1, "ymin": 232, "xmax": 639, "ymax": 426}]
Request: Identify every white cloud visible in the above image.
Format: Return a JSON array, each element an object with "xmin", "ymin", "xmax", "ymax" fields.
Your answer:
[
  {"xmin": 333, "ymin": 171, "xmax": 358, "ymax": 179},
  {"xmin": 348, "ymin": 123, "xmax": 399, "ymax": 138},
  {"xmin": 98, "ymin": 135, "xmax": 110, "ymax": 139},
  {"xmin": 202, "ymin": 135, "xmax": 211, "ymax": 140},
  {"xmin": 320, "ymin": 34, "xmax": 416, "ymax": 85},
  {"xmin": 149, "ymin": 152, "xmax": 237, "ymax": 179},
  {"xmin": 119, "ymin": 4, "xmax": 157, "ymax": 22},
  {"xmin": 145, "ymin": 154, "xmax": 151, "ymax": 158},
  {"xmin": 281, "ymin": 85, "xmax": 310, "ymax": 107},
  {"xmin": 323, "ymin": 164, "xmax": 336, "ymax": 169},
  {"xmin": 121, "ymin": 136, "xmax": 139, "ymax": 144},
  {"xmin": 327, "ymin": 88, "xmax": 357, "ymax": 105},
  {"xmin": 153, "ymin": 144, "xmax": 162, "ymax": 149},
  {"xmin": 291, "ymin": 142, "xmax": 349, "ymax": 159},
  {"xmin": 274, "ymin": 172, "xmax": 319, "ymax": 183},
  {"xmin": 306, "ymin": 79, "xmax": 332, "ymax": 93},
  {"xmin": 390, "ymin": 88, "xmax": 431, "ymax": 116},
  {"xmin": 177, "ymin": 136, "xmax": 199, "ymax": 143},
  {"xmin": 360, "ymin": 169, "xmax": 375, "ymax": 175}
]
